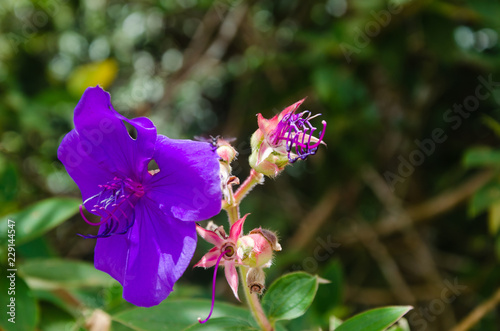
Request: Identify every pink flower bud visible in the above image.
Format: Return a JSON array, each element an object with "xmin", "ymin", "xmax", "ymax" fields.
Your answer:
[
  {"xmin": 248, "ymin": 148, "xmax": 288, "ymax": 178},
  {"xmin": 216, "ymin": 138, "xmax": 238, "ymax": 163},
  {"xmin": 237, "ymin": 232, "xmax": 276, "ymax": 268},
  {"xmin": 217, "ymin": 145, "xmax": 237, "ymax": 163},
  {"xmin": 250, "ymin": 228, "xmax": 282, "ymax": 251}
]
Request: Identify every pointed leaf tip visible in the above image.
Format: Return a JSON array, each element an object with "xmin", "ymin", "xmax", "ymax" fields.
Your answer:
[{"xmin": 335, "ymin": 306, "xmax": 413, "ymax": 331}]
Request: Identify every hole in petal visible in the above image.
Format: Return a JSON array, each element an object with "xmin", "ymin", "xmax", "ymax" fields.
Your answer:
[
  {"xmin": 122, "ymin": 120, "xmax": 137, "ymax": 140},
  {"xmin": 148, "ymin": 159, "xmax": 160, "ymax": 175}
]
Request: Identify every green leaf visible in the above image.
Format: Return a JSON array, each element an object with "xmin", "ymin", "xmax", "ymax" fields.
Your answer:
[
  {"xmin": 314, "ymin": 259, "xmax": 343, "ymax": 314},
  {"xmin": 387, "ymin": 317, "xmax": 410, "ymax": 331},
  {"xmin": 0, "ymin": 159, "xmax": 19, "ymax": 209},
  {"xmin": 466, "ymin": 0, "xmax": 500, "ymax": 25},
  {"xmin": 0, "ymin": 273, "xmax": 38, "ymax": 331},
  {"xmin": 488, "ymin": 203, "xmax": 500, "ymax": 235},
  {"xmin": 37, "ymin": 302, "xmax": 78, "ymax": 331},
  {"xmin": 463, "ymin": 148, "xmax": 500, "ymax": 168},
  {"xmin": 184, "ymin": 317, "xmax": 258, "ymax": 331},
  {"xmin": 18, "ymin": 236, "xmax": 56, "ymax": 259},
  {"xmin": 335, "ymin": 306, "xmax": 413, "ymax": 331},
  {"xmin": 0, "ymin": 197, "xmax": 81, "ymax": 247},
  {"xmin": 262, "ymin": 272, "xmax": 319, "ymax": 322},
  {"xmin": 19, "ymin": 258, "xmax": 113, "ymax": 289},
  {"xmin": 481, "ymin": 115, "xmax": 500, "ymax": 138},
  {"xmin": 274, "ymin": 321, "xmax": 289, "ymax": 331},
  {"xmin": 330, "ymin": 316, "xmax": 343, "ymax": 329},
  {"xmin": 112, "ymin": 299, "xmax": 253, "ymax": 331},
  {"xmin": 469, "ymin": 178, "xmax": 500, "ymax": 217},
  {"xmin": 495, "ymin": 236, "xmax": 500, "ymax": 261}
]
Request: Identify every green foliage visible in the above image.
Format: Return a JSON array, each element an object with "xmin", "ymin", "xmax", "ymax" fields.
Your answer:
[
  {"xmin": 386, "ymin": 318, "xmax": 410, "ymax": 331},
  {"xmin": 313, "ymin": 259, "xmax": 343, "ymax": 315},
  {"xmin": 334, "ymin": 306, "xmax": 413, "ymax": 331},
  {"xmin": 184, "ymin": 317, "xmax": 258, "ymax": 331},
  {"xmin": 0, "ymin": 197, "xmax": 80, "ymax": 249},
  {"xmin": 463, "ymin": 148, "xmax": 500, "ymax": 168},
  {"xmin": 464, "ymin": 116, "xmax": 500, "ymax": 237},
  {"xmin": 112, "ymin": 299, "xmax": 253, "ymax": 330},
  {"xmin": 468, "ymin": 178, "xmax": 500, "ymax": 217},
  {"xmin": 261, "ymin": 272, "xmax": 319, "ymax": 323},
  {"xmin": 19, "ymin": 258, "xmax": 113, "ymax": 289},
  {"xmin": 0, "ymin": 274, "xmax": 38, "ymax": 331}
]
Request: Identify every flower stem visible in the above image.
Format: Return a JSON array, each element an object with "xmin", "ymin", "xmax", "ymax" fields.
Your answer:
[
  {"xmin": 226, "ymin": 169, "xmax": 272, "ymax": 330},
  {"xmin": 225, "ymin": 169, "xmax": 263, "ymax": 225},
  {"xmin": 239, "ymin": 266, "xmax": 274, "ymax": 331},
  {"xmin": 225, "ymin": 185, "xmax": 240, "ymax": 226},
  {"xmin": 234, "ymin": 169, "xmax": 264, "ymax": 205}
]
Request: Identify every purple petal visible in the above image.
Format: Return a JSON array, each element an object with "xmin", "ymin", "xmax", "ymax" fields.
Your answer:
[
  {"xmin": 58, "ymin": 130, "xmax": 114, "ymax": 206},
  {"xmin": 144, "ymin": 135, "xmax": 222, "ymax": 222},
  {"xmin": 94, "ymin": 199, "xmax": 197, "ymax": 307},
  {"xmin": 58, "ymin": 87, "xmax": 157, "ymax": 205}
]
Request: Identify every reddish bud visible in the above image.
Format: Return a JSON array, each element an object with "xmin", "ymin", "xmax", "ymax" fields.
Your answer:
[
  {"xmin": 249, "ymin": 228, "xmax": 282, "ymax": 251},
  {"xmin": 237, "ymin": 230, "xmax": 279, "ymax": 268}
]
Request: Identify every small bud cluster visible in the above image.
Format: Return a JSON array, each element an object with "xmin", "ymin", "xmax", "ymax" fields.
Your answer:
[
  {"xmin": 194, "ymin": 214, "xmax": 281, "ymax": 302},
  {"xmin": 215, "ymin": 137, "xmax": 240, "ymax": 202}
]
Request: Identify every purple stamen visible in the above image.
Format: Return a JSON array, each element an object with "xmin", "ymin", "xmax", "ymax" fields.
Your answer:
[
  {"xmin": 275, "ymin": 110, "xmax": 326, "ymax": 163},
  {"xmin": 198, "ymin": 249, "xmax": 230, "ymax": 324},
  {"xmin": 78, "ymin": 177, "xmax": 143, "ymax": 239},
  {"xmin": 80, "ymin": 205, "xmax": 107, "ymax": 226},
  {"xmin": 307, "ymin": 120, "xmax": 326, "ymax": 149}
]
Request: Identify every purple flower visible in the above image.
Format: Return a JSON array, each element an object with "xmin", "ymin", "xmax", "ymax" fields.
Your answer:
[{"xmin": 57, "ymin": 86, "xmax": 222, "ymax": 307}]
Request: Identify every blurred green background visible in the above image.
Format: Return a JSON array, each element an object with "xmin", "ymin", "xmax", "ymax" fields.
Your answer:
[{"xmin": 1, "ymin": 0, "xmax": 500, "ymax": 330}]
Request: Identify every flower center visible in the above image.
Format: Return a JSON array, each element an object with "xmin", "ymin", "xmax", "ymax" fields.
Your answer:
[
  {"xmin": 221, "ymin": 242, "xmax": 236, "ymax": 260},
  {"xmin": 79, "ymin": 176, "xmax": 145, "ymax": 239}
]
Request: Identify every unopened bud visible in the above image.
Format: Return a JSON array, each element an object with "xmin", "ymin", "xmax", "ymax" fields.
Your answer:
[
  {"xmin": 246, "ymin": 267, "xmax": 266, "ymax": 295},
  {"xmin": 237, "ymin": 232, "xmax": 274, "ymax": 268},
  {"xmin": 205, "ymin": 221, "xmax": 227, "ymax": 239},
  {"xmin": 219, "ymin": 159, "xmax": 239, "ymax": 203},
  {"xmin": 249, "ymin": 148, "xmax": 288, "ymax": 178},
  {"xmin": 206, "ymin": 221, "xmax": 218, "ymax": 232},
  {"xmin": 249, "ymin": 228, "xmax": 281, "ymax": 251},
  {"xmin": 217, "ymin": 143, "xmax": 237, "ymax": 163}
]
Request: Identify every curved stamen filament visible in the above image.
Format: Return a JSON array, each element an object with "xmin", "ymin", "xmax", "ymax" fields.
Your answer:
[
  {"xmin": 198, "ymin": 249, "xmax": 230, "ymax": 324},
  {"xmin": 307, "ymin": 120, "xmax": 327, "ymax": 149},
  {"xmin": 78, "ymin": 189, "xmax": 137, "ymax": 238},
  {"xmin": 79, "ymin": 205, "xmax": 107, "ymax": 226}
]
